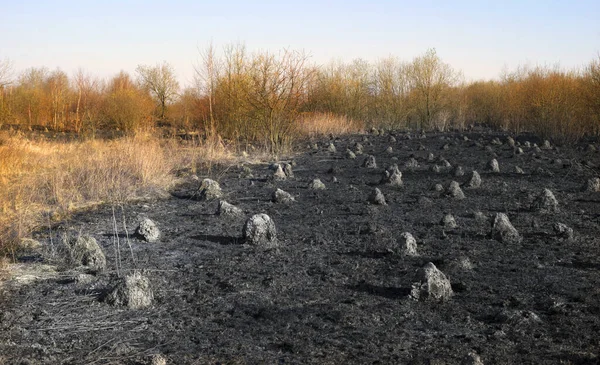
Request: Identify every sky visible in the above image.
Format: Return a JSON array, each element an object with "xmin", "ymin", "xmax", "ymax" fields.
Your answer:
[{"xmin": 1, "ymin": 0, "xmax": 599, "ymax": 86}]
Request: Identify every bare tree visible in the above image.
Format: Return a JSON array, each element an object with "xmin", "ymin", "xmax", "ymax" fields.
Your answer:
[
  {"xmin": 73, "ymin": 69, "xmax": 101, "ymax": 133},
  {"xmin": 46, "ymin": 69, "xmax": 70, "ymax": 130},
  {"xmin": 0, "ymin": 58, "xmax": 12, "ymax": 87},
  {"xmin": 136, "ymin": 62, "xmax": 179, "ymax": 119},
  {"xmin": 195, "ymin": 43, "xmax": 219, "ymax": 133},
  {"xmin": 407, "ymin": 49, "xmax": 460, "ymax": 130},
  {"xmin": 245, "ymin": 49, "xmax": 313, "ymax": 152}
]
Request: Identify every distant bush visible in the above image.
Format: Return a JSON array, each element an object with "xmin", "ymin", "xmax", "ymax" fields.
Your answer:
[{"xmin": 1, "ymin": 46, "xmax": 599, "ymax": 148}]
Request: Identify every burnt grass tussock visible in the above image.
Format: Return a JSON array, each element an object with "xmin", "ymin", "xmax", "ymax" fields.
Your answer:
[{"xmin": 2, "ymin": 129, "xmax": 600, "ymax": 364}]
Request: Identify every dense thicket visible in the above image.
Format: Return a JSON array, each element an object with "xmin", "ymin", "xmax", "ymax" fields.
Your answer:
[{"xmin": 1, "ymin": 48, "xmax": 599, "ymax": 149}]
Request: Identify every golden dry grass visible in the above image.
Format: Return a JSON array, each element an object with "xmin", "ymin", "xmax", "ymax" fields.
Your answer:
[
  {"xmin": 296, "ymin": 112, "xmax": 365, "ymax": 137},
  {"xmin": 0, "ymin": 131, "xmax": 234, "ymax": 258}
]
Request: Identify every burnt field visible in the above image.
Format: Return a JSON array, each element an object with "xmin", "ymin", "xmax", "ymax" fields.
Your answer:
[{"xmin": 1, "ymin": 129, "xmax": 600, "ymax": 364}]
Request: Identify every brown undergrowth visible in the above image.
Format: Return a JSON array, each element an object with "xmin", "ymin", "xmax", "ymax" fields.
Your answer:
[
  {"xmin": 297, "ymin": 112, "xmax": 365, "ymax": 137},
  {"xmin": 0, "ymin": 131, "xmax": 233, "ymax": 259}
]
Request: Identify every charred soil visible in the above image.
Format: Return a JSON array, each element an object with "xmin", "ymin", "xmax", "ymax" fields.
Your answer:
[{"xmin": 1, "ymin": 129, "xmax": 600, "ymax": 364}]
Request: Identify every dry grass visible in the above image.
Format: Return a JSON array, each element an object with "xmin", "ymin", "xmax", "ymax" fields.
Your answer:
[
  {"xmin": 0, "ymin": 131, "xmax": 234, "ymax": 258},
  {"xmin": 296, "ymin": 112, "xmax": 365, "ymax": 137}
]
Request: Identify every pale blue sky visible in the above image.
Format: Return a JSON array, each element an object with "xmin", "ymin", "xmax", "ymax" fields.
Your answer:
[{"xmin": 1, "ymin": 0, "xmax": 599, "ymax": 86}]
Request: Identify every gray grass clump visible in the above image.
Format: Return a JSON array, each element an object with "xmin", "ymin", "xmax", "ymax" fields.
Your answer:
[
  {"xmin": 368, "ymin": 188, "xmax": 387, "ymax": 205},
  {"xmin": 243, "ymin": 213, "xmax": 277, "ymax": 247},
  {"xmin": 410, "ymin": 262, "xmax": 453, "ymax": 302},
  {"xmin": 381, "ymin": 164, "xmax": 403, "ymax": 187},
  {"xmin": 447, "ymin": 181, "xmax": 466, "ymax": 200},
  {"xmin": 362, "ymin": 155, "xmax": 377, "ymax": 168},
  {"xmin": 491, "ymin": 213, "xmax": 521, "ymax": 244},
  {"xmin": 308, "ymin": 178, "xmax": 326, "ymax": 190},
  {"xmin": 486, "ymin": 159, "xmax": 500, "ymax": 173},
  {"xmin": 106, "ymin": 271, "xmax": 153, "ymax": 309},
  {"xmin": 273, "ymin": 188, "xmax": 295, "ymax": 204},
  {"xmin": 465, "ymin": 170, "xmax": 482, "ymax": 189},
  {"xmin": 583, "ymin": 177, "xmax": 600, "ymax": 192},
  {"xmin": 198, "ymin": 178, "xmax": 223, "ymax": 200},
  {"xmin": 399, "ymin": 232, "xmax": 418, "ymax": 256},
  {"xmin": 273, "ymin": 164, "xmax": 287, "ymax": 181},
  {"xmin": 136, "ymin": 218, "xmax": 160, "ymax": 243},
  {"xmin": 441, "ymin": 214, "xmax": 457, "ymax": 229},
  {"xmin": 532, "ymin": 188, "xmax": 559, "ymax": 213},
  {"xmin": 217, "ymin": 200, "xmax": 243, "ymax": 217},
  {"xmin": 62, "ymin": 234, "xmax": 106, "ymax": 272}
]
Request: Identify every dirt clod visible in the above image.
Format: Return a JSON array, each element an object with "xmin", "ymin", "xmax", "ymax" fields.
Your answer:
[
  {"xmin": 62, "ymin": 234, "xmax": 106, "ymax": 271},
  {"xmin": 273, "ymin": 165, "xmax": 287, "ymax": 181},
  {"xmin": 553, "ymin": 223, "xmax": 574, "ymax": 241},
  {"xmin": 462, "ymin": 351, "xmax": 484, "ymax": 365},
  {"xmin": 465, "ymin": 170, "xmax": 481, "ymax": 188},
  {"xmin": 381, "ymin": 164, "xmax": 403, "ymax": 187},
  {"xmin": 487, "ymin": 159, "xmax": 500, "ymax": 173},
  {"xmin": 442, "ymin": 214, "xmax": 458, "ymax": 229},
  {"xmin": 447, "ymin": 181, "xmax": 465, "ymax": 200},
  {"xmin": 404, "ymin": 157, "xmax": 419, "ymax": 170},
  {"xmin": 398, "ymin": 232, "xmax": 418, "ymax": 256},
  {"xmin": 411, "ymin": 262, "xmax": 453, "ymax": 302},
  {"xmin": 150, "ymin": 353, "xmax": 167, "ymax": 365},
  {"xmin": 198, "ymin": 178, "xmax": 223, "ymax": 200},
  {"xmin": 491, "ymin": 213, "xmax": 521, "ymax": 244},
  {"xmin": 136, "ymin": 218, "xmax": 161, "ymax": 243},
  {"xmin": 243, "ymin": 213, "xmax": 277, "ymax": 247},
  {"xmin": 362, "ymin": 155, "xmax": 377, "ymax": 168},
  {"xmin": 532, "ymin": 188, "xmax": 559, "ymax": 213},
  {"xmin": 217, "ymin": 200, "xmax": 243, "ymax": 217},
  {"xmin": 273, "ymin": 188, "xmax": 295, "ymax": 204},
  {"xmin": 368, "ymin": 188, "xmax": 387, "ymax": 205},
  {"xmin": 453, "ymin": 165, "xmax": 465, "ymax": 177},
  {"xmin": 283, "ymin": 163, "xmax": 294, "ymax": 177},
  {"xmin": 106, "ymin": 271, "xmax": 154, "ymax": 309},
  {"xmin": 308, "ymin": 179, "xmax": 326, "ymax": 190}
]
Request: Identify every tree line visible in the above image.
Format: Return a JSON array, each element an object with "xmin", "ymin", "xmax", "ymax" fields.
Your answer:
[{"xmin": 0, "ymin": 46, "xmax": 599, "ymax": 150}]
